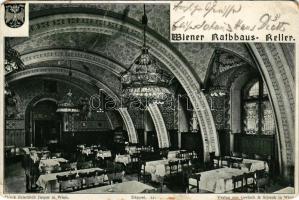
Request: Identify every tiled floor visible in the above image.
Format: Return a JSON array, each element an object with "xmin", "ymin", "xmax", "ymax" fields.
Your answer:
[{"xmin": 4, "ymin": 160, "xmax": 288, "ymax": 194}]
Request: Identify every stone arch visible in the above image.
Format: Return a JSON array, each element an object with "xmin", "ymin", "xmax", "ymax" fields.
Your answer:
[
  {"xmin": 21, "ymin": 49, "xmax": 125, "ymax": 76},
  {"xmin": 6, "ymin": 68, "xmax": 139, "ymax": 145},
  {"xmin": 203, "ymin": 43, "xmax": 295, "ymax": 179},
  {"xmin": 118, "ymin": 107, "xmax": 138, "ymax": 144},
  {"xmin": 6, "ymin": 67, "xmax": 119, "ymax": 103},
  {"xmin": 27, "ymin": 12, "xmax": 219, "ymax": 159},
  {"xmin": 147, "ymin": 104, "xmax": 170, "ymax": 148},
  {"xmin": 248, "ymin": 43, "xmax": 294, "ymax": 179}
]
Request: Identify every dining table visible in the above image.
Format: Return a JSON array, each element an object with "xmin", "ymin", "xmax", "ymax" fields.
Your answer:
[
  {"xmin": 39, "ymin": 158, "xmax": 68, "ymax": 171},
  {"xmin": 72, "ymin": 180, "xmax": 156, "ymax": 193},
  {"xmin": 125, "ymin": 146, "xmax": 138, "ymax": 155},
  {"xmin": 188, "ymin": 167, "xmax": 250, "ymax": 193},
  {"xmin": 144, "ymin": 158, "xmax": 184, "ymax": 182},
  {"xmin": 36, "ymin": 167, "xmax": 107, "ymax": 193},
  {"xmin": 167, "ymin": 150, "xmax": 181, "ymax": 159},
  {"xmin": 273, "ymin": 187, "xmax": 295, "ymax": 193},
  {"xmin": 219, "ymin": 156, "xmax": 269, "ymax": 172},
  {"xmin": 96, "ymin": 150, "xmax": 112, "ymax": 159},
  {"xmin": 115, "ymin": 154, "xmax": 131, "ymax": 165}
]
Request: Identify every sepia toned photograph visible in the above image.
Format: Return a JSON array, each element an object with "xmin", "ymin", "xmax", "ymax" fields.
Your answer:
[{"xmin": 2, "ymin": 1, "xmax": 296, "ymax": 197}]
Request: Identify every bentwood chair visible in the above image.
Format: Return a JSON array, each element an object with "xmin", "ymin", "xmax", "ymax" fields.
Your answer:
[
  {"xmin": 137, "ymin": 161, "xmax": 151, "ymax": 183},
  {"xmin": 255, "ymin": 169, "xmax": 269, "ymax": 192},
  {"xmin": 57, "ymin": 173, "xmax": 82, "ymax": 192},
  {"xmin": 163, "ymin": 160, "xmax": 180, "ymax": 190},
  {"xmin": 77, "ymin": 160, "xmax": 93, "ymax": 170},
  {"xmin": 241, "ymin": 153, "xmax": 250, "ymax": 159},
  {"xmin": 232, "ymin": 174, "xmax": 245, "ymax": 193},
  {"xmin": 244, "ymin": 172, "xmax": 256, "ymax": 192},
  {"xmin": 188, "ymin": 174, "xmax": 201, "ymax": 193},
  {"xmin": 181, "ymin": 165, "xmax": 193, "ymax": 192}
]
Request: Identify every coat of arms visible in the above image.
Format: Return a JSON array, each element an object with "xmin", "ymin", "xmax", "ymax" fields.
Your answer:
[{"xmin": 4, "ymin": 4, "xmax": 25, "ymax": 28}]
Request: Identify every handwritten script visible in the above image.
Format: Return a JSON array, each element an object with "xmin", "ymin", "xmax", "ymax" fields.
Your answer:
[{"xmin": 171, "ymin": 1, "xmax": 292, "ymax": 36}]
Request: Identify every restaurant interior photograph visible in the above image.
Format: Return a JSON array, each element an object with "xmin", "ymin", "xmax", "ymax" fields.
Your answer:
[{"xmin": 3, "ymin": 3, "xmax": 295, "ymax": 194}]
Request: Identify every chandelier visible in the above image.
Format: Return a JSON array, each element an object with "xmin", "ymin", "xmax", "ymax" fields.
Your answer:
[
  {"xmin": 4, "ymin": 39, "xmax": 25, "ymax": 118},
  {"xmin": 56, "ymin": 61, "xmax": 80, "ymax": 113},
  {"xmin": 5, "ymin": 40, "xmax": 24, "ymax": 94},
  {"xmin": 5, "ymin": 40, "xmax": 24, "ymax": 75},
  {"xmin": 121, "ymin": 5, "xmax": 173, "ymax": 105}
]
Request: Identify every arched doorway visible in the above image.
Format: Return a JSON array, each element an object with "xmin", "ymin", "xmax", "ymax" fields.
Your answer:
[{"xmin": 29, "ymin": 99, "xmax": 62, "ymax": 147}]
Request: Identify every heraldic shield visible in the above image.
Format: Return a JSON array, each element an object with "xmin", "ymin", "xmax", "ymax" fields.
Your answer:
[{"xmin": 4, "ymin": 4, "xmax": 25, "ymax": 28}]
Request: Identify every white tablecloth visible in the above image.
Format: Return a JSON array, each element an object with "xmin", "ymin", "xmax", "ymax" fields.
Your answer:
[
  {"xmin": 220, "ymin": 157, "xmax": 269, "ymax": 172},
  {"xmin": 274, "ymin": 187, "xmax": 294, "ymax": 193},
  {"xmin": 81, "ymin": 148, "xmax": 92, "ymax": 155},
  {"xmin": 145, "ymin": 158, "xmax": 182, "ymax": 182},
  {"xmin": 36, "ymin": 167, "xmax": 106, "ymax": 192},
  {"xmin": 39, "ymin": 158, "xmax": 68, "ymax": 170},
  {"xmin": 167, "ymin": 150, "xmax": 181, "ymax": 159},
  {"xmin": 189, "ymin": 168, "xmax": 249, "ymax": 193},
  {"xmin": 72, "ymin": 180, "xmax": 155, "ymax": 193},
  {"xmin": 125, "ymin": 146, "xmax": 138, "ymax": 155},
  {"xmin": 115, "ymin": 154, "xmax": 131, "ymax": 165},
  {"xmin": 97, "ymin": 150, "xmax": 112, "ymax": 159}
]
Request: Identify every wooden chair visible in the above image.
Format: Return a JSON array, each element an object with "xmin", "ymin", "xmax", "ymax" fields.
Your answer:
[
  {"xmin": 232, "ymin": 174, "xmax": 245, "ymax": 193},
  {"xmin": 137, "ymin": 161, "xmax": 151, "ymax": 183},
  {"xmin": 220, "ymin": 157, "xmax": 231, "ymax": 168},
  {"xmin": 213, "ymin": 156, "xmax": 221, "ymax": 169},
  {"xmin": 188, "ymin": 174, "xmax": 201, "ymax": 193},
  {"xmin": 231, "ymin": 158, "xmax": 243, "ymax": 169},
  {"xmin": 264, "ymin": 155, "xmax": 273, "ymax": 178},
  {"xmin": 231, "ymin": 151, "xmax": 241, "ymax": 158},
  {"xmin": 241, "ymin": 153, "xmax": 249, "ymax": 159},
  {"xmin": 192, "ymin": 152, "xmax": 198, "ymax": 159},
  {"xmin": 254, "ymin": 154, "xmax": 263, "ymax": 160},
  {"xmin": 169, "ymin": 160, "xmax": 179, "ymax": 175},
  {"xmin": 180, "ymin": 159, "xmax": 190, "ymax": 169},
  {"xmin": 69, "ymin": 162, "xmax": 77, "ymax": 170},
  {"xmin": 57, "ymin": 174, "xmax": 82, "ymax": 192},
  {"xmin": 77, "ymin": 161, "xmax": 93, "ymax": 169},
  {"xmin": 94, "ymin": 170, "xmax": 109, "ymax": 186},
  {"xmin": 128, "ymin": 154, "xmax": 140, "ymax": 173},
  {"xmin": 163, "ymin": 160, "xmax": 180, "ymax": 190},
  {"xmin": 52, "ymin": 152, "xmax": 62, "ymax": 158},
  {"xmin": 59, "ymin": 162, "xmax": 72, "ymax": 172},
  {"xmin": 244, "ymin": 172, "xmax": 256, "ymax": 192},
  {"xmin": 83, "ymin": 171, "xmax": 97, "ymax": 188},
  {"xmin": 181, "ymin": 165, "xmax": 193, "ymax": 192},
  {"xmin": 255, "ymin": 169, "xmax": 269, "ymax": 192},
  {"xmin": 177, "ymin": 152, "xmax": 184, "ymax": 159}
]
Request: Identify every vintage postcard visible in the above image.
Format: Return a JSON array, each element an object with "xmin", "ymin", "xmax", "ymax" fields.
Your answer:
[{"xmin": 0, "ymin": 1, "xmax": 298, "ymax": 200}]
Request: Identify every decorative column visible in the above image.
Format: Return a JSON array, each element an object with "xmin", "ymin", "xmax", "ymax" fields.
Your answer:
[
  {"xmin": 118, "ymin": 107, "xmax": 138, "ymax": 144},
  {"xmin": 147, "ymin": 103, "xmax": 170, "ymax": 148}
]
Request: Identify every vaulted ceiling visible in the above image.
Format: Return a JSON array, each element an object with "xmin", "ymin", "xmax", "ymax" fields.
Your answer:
[{"xmin": 7, "ymin": 3, "xmax": 255, "ymax": 99}]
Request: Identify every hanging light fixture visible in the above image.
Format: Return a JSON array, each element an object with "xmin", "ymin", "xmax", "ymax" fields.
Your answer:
[
  {"xmin": 5, "ymin": 40, "xmax": 24, "ymax": 74},
  {"xmin": 121, "ymin": 4, "xmax": 173, "ymax": 105},
  {"xmin": 5, "ymin": 40, "xmax": 24, "ymax": 95},
  {"xmin": 4, "ymin": 39, "xmax": 24, "ymax": 118},
  {"xmin": 56, "ymin": 60, "xmax": 80, "ymax": 113}
]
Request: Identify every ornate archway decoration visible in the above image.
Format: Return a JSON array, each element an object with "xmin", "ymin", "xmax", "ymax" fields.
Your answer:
[
  {"xmin": 249, "ymin": 43, "xmax": 295, "ymax": 178},
  {"xmin": 118, "ymin": 107, "xmax": 138, "ymax": 144},
  {"xmin": 147, "ymin": 103, "xmax": 170, "ymax": 148},
  {"xmin": 26, "ymin": 12, "xmax": 219, "ymax": 159},
  {"xmin": 21, "ymin": 49, "xmax": 125, "ymax": 76}
]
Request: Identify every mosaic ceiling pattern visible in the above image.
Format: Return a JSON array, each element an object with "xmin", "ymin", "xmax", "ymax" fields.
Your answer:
[{"xmin": 9, "ymin": 3, "xmax": 255, "ymax": 93}]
